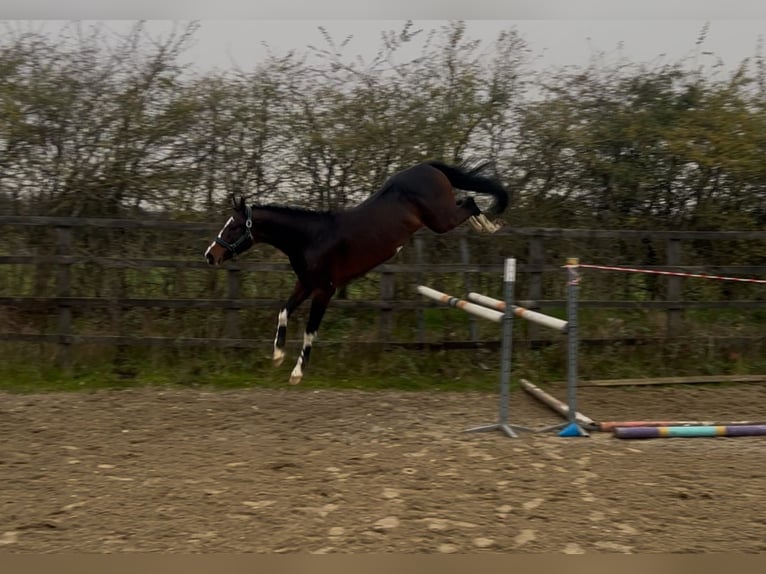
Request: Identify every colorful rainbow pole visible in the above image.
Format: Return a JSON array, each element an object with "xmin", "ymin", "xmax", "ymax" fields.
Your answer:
[
  {"xmin": 614, "ymin": 425, "xmax": 766, "ymax": 439},
  {"xmin": 599, "ymin": 420, "xmax": 766, "ymax": 432}
]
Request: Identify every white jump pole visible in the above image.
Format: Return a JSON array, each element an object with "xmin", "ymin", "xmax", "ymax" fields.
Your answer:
[
  {"xmin": 519, "ymin": 379, "xmax": 595, "ymax": 428},
  {"xmin": 417, "ymin": 286, "xmax": 504, "ymax": 323},
  {"xmin": 467, "ymin": 293, "xmax": 568, "ymax": 332}
]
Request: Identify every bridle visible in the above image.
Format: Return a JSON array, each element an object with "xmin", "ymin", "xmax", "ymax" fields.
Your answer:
[{"xmin": 214, "ymin": 204, "xmax": 253, "ymax": 256}]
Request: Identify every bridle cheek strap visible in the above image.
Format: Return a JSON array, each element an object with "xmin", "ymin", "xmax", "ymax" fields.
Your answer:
[{"xmin": 214, "ymin": 206, "xmax": 253, "ymax": 255}]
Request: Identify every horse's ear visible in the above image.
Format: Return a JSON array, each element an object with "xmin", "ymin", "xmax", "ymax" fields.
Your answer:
[{"xmin": 230, "ymin": 196, "xmax": 248, "ymax": 213}]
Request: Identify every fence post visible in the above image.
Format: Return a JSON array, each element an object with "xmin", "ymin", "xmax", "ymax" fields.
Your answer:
[
  {"xmin": 666, "ymin": 238, "xmax": 683, "ymax": 337},
  {"xmin": 224, "ymin": 267, "xmax": 241, "ymax": 339},
  {"xmin": 526, "ymin": 234, "xmax": 545, "ymax": 341},
  {"xmin": 55, "ymin": 226, "xmax": 73, "ymax": 370},
  {"xmin": 460, "ymin": 236, "xmax": 478, "ymax": 342},
  {"xmin": 110, "ymin": 266, "xmax": 129, "ymax": 370},
  {"xmin": 414, "ymin": 235, "xmax": 425, "ymax": 343},
  {"xmin": 379, "ymin": 270, "xmax": 395, "ymax": 342}
]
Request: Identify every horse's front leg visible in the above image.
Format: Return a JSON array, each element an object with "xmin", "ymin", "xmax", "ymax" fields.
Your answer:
[
  {"xmin": 273, "ymin": 282, "xmax": 309, "ymax": 366},
  {"xmin": 289, "ymin": 288, "xmax": 334, "ymax": 385}
]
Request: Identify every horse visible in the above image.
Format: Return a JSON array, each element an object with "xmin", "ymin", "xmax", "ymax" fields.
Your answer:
[{"xmin": 204, "ymin": 161, "xmax": 509, "ymax": 385}]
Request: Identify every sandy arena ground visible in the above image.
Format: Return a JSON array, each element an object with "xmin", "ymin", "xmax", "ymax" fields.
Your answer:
[{"xmin": 1, "ymin": 383, "xmax": 765, "ymax": 553}]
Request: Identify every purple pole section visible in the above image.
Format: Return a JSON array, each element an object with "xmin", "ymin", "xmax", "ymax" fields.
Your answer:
[{"xmin": 615, "ymin": 425, "xmax": 766, "ymax": 439}]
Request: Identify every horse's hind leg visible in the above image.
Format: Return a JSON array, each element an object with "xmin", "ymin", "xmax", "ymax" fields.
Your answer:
[
  {"xmin": 273, "ymin": 282, "xmax": 309, "ymax": 366},
  {"xmin": 289, "ymin": 288, "xmax": 334, "ymax": 385},
  {"xmin": 416, "ymin": 195, "xmax": 474, "ymax": 233},
  {"xmin": 419, "ymin": 195, "xmax": 501, "ymax": 234},
  {"xmin": 457, "ymin": 198, "xmax": 503, "ymax": 233}
]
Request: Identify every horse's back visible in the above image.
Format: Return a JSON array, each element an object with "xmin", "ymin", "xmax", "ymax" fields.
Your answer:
[
  {"xmin": 363, "ymin": 162, "xmax": 448, "ymax": 204},
  {"xmin": 386, "ymin": 162, "xmax": 447, "ymax": 187}
]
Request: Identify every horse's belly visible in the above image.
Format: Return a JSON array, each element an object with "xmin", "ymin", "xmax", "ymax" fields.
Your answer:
[{"xmin": 332, "ymin": 243, "xmax": 401, "ymax": 287}]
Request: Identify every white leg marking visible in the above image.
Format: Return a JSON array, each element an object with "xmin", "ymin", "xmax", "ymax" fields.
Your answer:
[
  {"xmin": 289, "ymin": 364, "xmax": 303, "ymax": 384},
  {"xmin": 289, "ymin": 332, "xmax": 316, "ymax": 385},
  {"xmin": 273, "ymin": 309, "xmax": 288, "ymax": 366}
]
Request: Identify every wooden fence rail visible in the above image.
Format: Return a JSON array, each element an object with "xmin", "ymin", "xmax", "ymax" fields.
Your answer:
[{"xmin": 1, "ymin": 216, "xmax": 765, "ymax": 367}]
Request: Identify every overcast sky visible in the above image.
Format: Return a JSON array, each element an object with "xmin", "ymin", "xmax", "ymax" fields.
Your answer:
[
  {"xmin": 3, "ymin": 1, "xmax": 765, "ymax": 75},
  {"xmin": 179, "ymin": 20, "xmax": 764, "ymax": 74},
  {"xmin": 5, "ymin": 0, "xmax": 766, "ymax": 19}
]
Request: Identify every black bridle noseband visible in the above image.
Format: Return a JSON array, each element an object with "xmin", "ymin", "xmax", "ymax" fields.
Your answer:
[{"xmin": 214, "ymin": 204, "xmax": 253, "ymax": 256}]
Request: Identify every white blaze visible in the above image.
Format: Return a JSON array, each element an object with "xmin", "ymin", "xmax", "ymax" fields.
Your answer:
[{"xmin": 204, "ymin": 217, "xmax": 234, "ymax": 259}]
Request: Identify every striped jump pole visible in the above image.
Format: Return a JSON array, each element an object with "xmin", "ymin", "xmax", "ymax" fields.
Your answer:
[
  {"xmin": 466, "ymin": 293, "xmax": 568, "ymax": 332},
  {"xmin": 519, "ymin": 379, "xmax": 596, "ymax": 429},
  {"xmin": 416, "ymin": 286, "xmax": 504, "ymax": 323},
  {"xmin": 599, "ymin": 420, "xmax": 766, "ymax": 432},
  {"xmin": 614, "ymin": 425, "xmax": 766, "ymax": 439},
  {"xmin": 418, "ymin": 258, "xmax": 534, "ymax": 438}
]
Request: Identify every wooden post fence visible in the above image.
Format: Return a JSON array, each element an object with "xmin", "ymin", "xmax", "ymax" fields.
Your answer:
[{"xmin": 55, "ymin": 226, "xmax": 72, "ymax": 370}]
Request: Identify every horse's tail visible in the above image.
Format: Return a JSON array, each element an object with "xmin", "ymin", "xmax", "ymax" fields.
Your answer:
[{"xmin": 427, "ymin": 161, "xmax": 509, "ymax": 215}]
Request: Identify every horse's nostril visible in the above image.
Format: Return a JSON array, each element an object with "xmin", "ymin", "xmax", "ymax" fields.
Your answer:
[{"xmin": 206, "ymin": 253, "xmax": 216, "ymax": 266}]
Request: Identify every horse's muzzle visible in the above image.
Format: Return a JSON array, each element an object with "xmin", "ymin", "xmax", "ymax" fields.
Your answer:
[{"xmin": 204, "ymin": 242, "xmax": 224, "ymax": 266}]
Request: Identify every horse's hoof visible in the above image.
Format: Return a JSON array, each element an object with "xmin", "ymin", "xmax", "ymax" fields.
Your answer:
[
  {"xmin": 468, "ymin": 216, "xmax": 483, "ymax": 232},
  {"xmin": 273, "ymin": 349, "xmax": 285, "ymax": 366},
  {"xmin": 477, "ymin": 214, "xmax": 503, "ymax": 233},
  {"xmin": 289, "ymin": 374, "xmax": 302, "ymax": 385}
]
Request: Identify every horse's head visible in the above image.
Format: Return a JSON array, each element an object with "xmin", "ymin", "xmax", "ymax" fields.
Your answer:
[{"xmin": 204, "ymin": 197, "xmax": 255, "ymax": 266}]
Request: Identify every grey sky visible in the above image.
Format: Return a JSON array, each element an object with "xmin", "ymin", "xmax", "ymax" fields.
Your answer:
[
  {"xmin": 10, "ymin": 19, "xmax": 764, "ymax": 78},
  {"xmin": 2, "ymin": 1, "xmax": 764, "ymax": 76},
  {"xmin": 178, "ymin": 20, "xmax": 764, "ymax": 74},
  {"xmin": 3, "ymin": 0, "xmax": 766, "ymax": 20}
]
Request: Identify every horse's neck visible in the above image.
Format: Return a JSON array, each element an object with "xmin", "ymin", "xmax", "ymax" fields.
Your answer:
[{"xmin": 257, "ymin": 209, "xmax": 328, "ymax": 257}]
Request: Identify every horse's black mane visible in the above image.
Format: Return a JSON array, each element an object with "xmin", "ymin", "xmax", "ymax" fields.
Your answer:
[{"xmin": 252, "ymin": 203, "xmax": 335, "ymax": 218}]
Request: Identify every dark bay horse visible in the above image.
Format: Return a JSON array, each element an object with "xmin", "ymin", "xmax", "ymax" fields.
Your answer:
[{"xmin": 204, "ymin": 161, "xmax": 509, "ymax": 384}]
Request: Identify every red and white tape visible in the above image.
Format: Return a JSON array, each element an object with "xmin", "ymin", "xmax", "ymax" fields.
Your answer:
[{"xmin": 574, "ymin": 263, "xmax": 766, "ymax": 284}]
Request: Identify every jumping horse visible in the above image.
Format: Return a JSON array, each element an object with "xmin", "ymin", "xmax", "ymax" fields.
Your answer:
[{"xmin": 204, "ymin": 161, "xmax": 509, "ymax": 384}]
